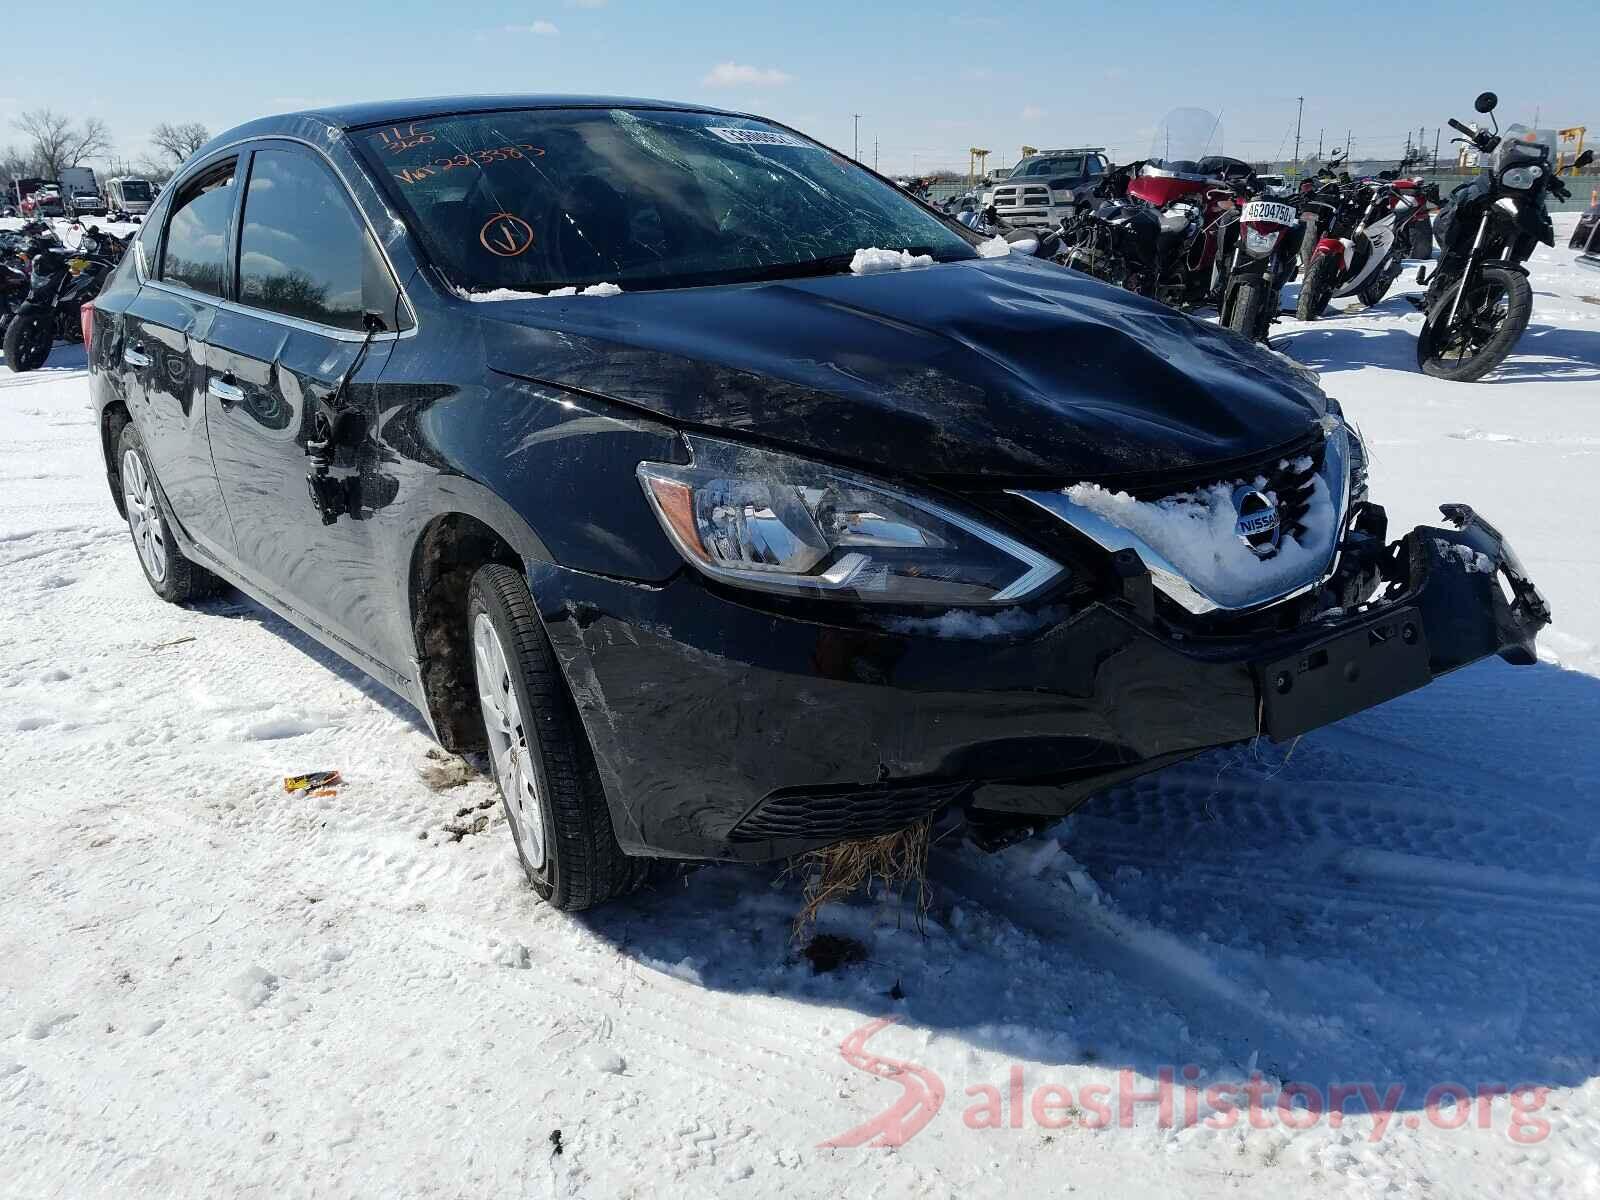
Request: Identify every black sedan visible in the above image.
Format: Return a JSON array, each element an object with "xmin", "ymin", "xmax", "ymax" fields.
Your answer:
[{"xmin": 85, "ymin": 96, "xmax": 1548, "ymax": 909}]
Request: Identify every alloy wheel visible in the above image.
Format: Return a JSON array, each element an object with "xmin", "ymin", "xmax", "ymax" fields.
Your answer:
[
  {"xmin": 472, "ymin": 612, "xmax": 547, "ymax": 869},
  {"xmin": 121, "ymin": 448, "xmax": 168, "ymax": 583}
]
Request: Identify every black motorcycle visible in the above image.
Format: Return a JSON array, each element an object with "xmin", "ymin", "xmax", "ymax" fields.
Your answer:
[
  {"xmin": 2, "ymin": 228, "xmax": 120, "ymax": 373},
  {"xmin": 1218, "ymin": 187, "xmax": 1302, "ymax": 342},
  {"xmin": 1416, "ymin": 91, "xmax": 1595, "ymax": 382}
]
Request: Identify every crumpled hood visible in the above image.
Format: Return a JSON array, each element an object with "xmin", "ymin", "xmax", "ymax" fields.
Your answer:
[{"xmin": 478, "ymin": 255, "xmax": 1328, "ymax": 483}]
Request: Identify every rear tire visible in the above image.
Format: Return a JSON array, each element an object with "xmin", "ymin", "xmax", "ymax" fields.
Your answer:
[
  {"xmin": 1357, "ymin": 254, "xmax": 1403, "ymax": 308},
  {"xmin": 116, "ymin": 421, "xmax": 225, "ymax": 603},
  {"xmin": 1416, "ymin": 264, "xmax": 1532, "ymax": 383},
  {"xmin": 4, "ymin": 312, "xmax": 53, "ymax": 373},
  {"xmin": 1295, "ymin": 252, "xmax": 1340, "ymax": 321},
  {"xmin": 1409, "ymin": 218, "xmax": 1433, "ymax": 260},
  {"xmin": 466, "ymin": 563, "xmax": 647, "ymax": 911},
  {"xmin": 1224, "ymin": 280, "xmax": 1267, "ymax": 342}
]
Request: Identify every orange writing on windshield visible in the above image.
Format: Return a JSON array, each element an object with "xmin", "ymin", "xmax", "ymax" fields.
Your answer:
[{"xmin": 480, "ymin": 213, "xmax": 536, "ymax": 257}]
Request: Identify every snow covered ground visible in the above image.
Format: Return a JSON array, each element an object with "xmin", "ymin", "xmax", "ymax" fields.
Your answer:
[{"xmin": 2, "ymin": 215, "xmax": 1598, "ymax": 1198}]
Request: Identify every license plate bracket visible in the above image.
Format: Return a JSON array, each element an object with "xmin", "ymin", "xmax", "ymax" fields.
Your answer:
[{"xmin": 1257, "ymin": 608, "xmax": 1432, "ymax": 740}]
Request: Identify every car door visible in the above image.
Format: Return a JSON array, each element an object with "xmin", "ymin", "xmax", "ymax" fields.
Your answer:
[
  {"xmin": 122, "ymin": 155, "xmax": 238, "ymax": 563},
  {"xmin": 201, "ymin": 141, "xmax": 405, "ymax": 671}
]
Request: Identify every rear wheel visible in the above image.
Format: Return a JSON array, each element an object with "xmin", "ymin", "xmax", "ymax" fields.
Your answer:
[
  {"xmin": 1357, "ymin": 252, "xmax": 1404, "ymax": 307},
  {"xmin": 1224, "ymin": 280, "xmax": 1268, "ymax": 342},
  {"xmin": 1409, "ymin": 218, "xmax": 1433, "ymax": 260},
  {"xmin": 466, "ymin": 563, "xmax": 647, "ymax": 911},
  {"xmin": 1295, "ymin": 252, "xmax": 1340, "ymax": 321},
  {"xmin": 3, "ymin": 312, "xmax": 53, "ymax": 373},
  {"xmin": 1416, "ymin": 263, "xmax": 1532, "ymax": 383},
  {"xmin": 116, "ymin": 421, "xmax": 224, "ymax": 602}
]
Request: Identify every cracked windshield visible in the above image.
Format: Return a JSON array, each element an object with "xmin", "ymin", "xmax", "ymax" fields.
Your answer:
[{"xmin": 356, "ymin": 108, "xmax": 975, "ymax": 294}]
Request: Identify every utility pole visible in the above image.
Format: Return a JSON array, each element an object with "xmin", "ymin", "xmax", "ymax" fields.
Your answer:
[
  {"xmin": 873, "ymin": 138, "xmax": 879, "ymax": 172},
  {"xmin": 852, "ymin": 113, "xmax": 861, "ymax": 161},
  {"xmin": 1433, "ymin": 128, "xmax": 1441, "ymax": 169},
  {"xmin": 1345, "ymin": 129, "xmax": 1351, "ymax": 159},
  {"xmin": 1293, "ymin": 96, "xmax": 1304, "ymax": 173},
  {"xmin": 1317, "ymin": 129, "xmax": 1324, "ymax": 161}
]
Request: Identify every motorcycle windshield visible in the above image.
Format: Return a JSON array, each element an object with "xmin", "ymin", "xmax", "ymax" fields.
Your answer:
[
  {"xmin": 1146, "ymin": 109, "xmax": 1226, "ymax": 175},
  {"xmin": 1494, "ymin": 125, "xmax": 1553, "ymax": 173}
]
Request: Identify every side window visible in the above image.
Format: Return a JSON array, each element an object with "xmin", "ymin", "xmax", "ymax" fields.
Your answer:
[
  {"xmin": 160, "ymin": 160, "xmax": 237, "ymax": 296},
  {"xmin": 237, "ymin": 148, "xmax": 391, "ymax": 332},
  {"xmin": 1087, "ymin": 157, "xmax": 1106, "ymax": 177}
]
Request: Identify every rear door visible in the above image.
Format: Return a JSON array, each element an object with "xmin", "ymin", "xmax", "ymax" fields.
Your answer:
[
  {"xmin": 202, "ymin": 141, "xmax": 404, "ymax": 669},
  {"xmin": 122, "ymin": 155, "xmax": 238, "ymax": 562}
]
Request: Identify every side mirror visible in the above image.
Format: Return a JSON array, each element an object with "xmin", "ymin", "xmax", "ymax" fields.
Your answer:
[
  {"xmin": 1576, "ymin": 149, "xmax": 1596, "ymax": 170},
  {"xmin": 1474, "ymin": 91, "xmax": 1498, "ymax": 114}
]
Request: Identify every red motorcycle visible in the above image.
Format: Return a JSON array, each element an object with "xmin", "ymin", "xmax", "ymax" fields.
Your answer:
[{"xmin": 1065, "ymin": 108, "xmax": 1252, "ymax": 308}]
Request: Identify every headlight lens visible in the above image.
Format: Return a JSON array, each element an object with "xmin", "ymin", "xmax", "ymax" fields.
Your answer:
[
  {"xmin": 1242, "ymin": 223, "xmax": 1284, "ymax": 256},
  {"xmin": 638, "ymin": 437, "xmax": 1064, "ymax": 605},
  {"xmin": 1500, "ymin": 166, "xmax": 1541, "ymax": 190}
]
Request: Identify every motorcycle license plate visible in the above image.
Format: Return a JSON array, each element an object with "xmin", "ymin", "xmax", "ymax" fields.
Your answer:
[{"xmin": 1243, "ymin": 200, "xmax": 1297, "ymax": 227}]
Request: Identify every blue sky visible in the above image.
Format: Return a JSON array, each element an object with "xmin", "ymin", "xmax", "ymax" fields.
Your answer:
[{"xmin": 4, "ymin": 0, "xmax": 1591, "ymax": 175}]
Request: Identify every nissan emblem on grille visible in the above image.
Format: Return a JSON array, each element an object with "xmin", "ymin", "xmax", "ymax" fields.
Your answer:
[{"xmin": 1232, "ymin": 486, "xmax": 1282, "ymax": 559}]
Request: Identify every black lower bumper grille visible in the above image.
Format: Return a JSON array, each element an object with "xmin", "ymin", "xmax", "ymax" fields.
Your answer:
[{"xmin": 728, "ymin": 782, "xmax": 969, "ymax": 844}]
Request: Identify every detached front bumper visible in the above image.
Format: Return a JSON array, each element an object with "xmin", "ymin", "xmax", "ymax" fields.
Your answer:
[{"xmin": 534, "ymin": 505, "xmax": 1546, "ymax": 863}]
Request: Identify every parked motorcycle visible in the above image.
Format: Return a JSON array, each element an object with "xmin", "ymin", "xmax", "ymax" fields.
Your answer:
[
  {"xmin": 2, "ymin": 230, "xmax": 118, "ymax": 372},
  {"xmin": 1295, "ymin": 168, "xmax": 1415, "ymax": 319},
  {"xmin": 1065, "ymin": 109, "xmax": 1250, "ymax": 309},
  {"xmin": 1218, "ymin": 192, "xmax": 1301, "ymax": 342},
  {"xmin": 1415, "ymin": 91, "xmax": 1595, "ymax": 381}
]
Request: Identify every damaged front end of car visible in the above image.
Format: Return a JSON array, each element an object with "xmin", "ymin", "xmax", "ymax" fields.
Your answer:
[{"xmin": 532, "ymin": 406, "xmax": 1548, "ymax": 865}]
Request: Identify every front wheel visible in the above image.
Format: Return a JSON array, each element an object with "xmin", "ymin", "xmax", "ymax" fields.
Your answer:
[
  {"xmin": 1295, "ymin": 252, "xmax": 1340, "ymax": 321},
  {"xmin": 3, "ymin": 312, "xmax": 54, "ymax": 372},
  {"xmin": 1416, "ymin": 263, "xmax": 1533, "ymax": 383},
  {"xmin": 466, "ymin": 563, "xmax": 647, "ymax": 911},
  {"xmin": 1224, "ymin": 280, "xmax": 1268, "ymax": 342}
]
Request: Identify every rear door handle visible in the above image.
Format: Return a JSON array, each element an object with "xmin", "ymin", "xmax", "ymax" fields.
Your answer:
[
  {"xmin": 207, "ymin": 375, "xmax": 244, "ymax": 409},
  {"xmin": 123, "ymin": 343, "xmax": 150, "ymax": 369}
]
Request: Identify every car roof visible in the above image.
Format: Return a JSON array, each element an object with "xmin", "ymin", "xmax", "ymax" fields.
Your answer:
[{"xmin": 275, "ymin": 94, "xmax": 737, "ymax": 130}]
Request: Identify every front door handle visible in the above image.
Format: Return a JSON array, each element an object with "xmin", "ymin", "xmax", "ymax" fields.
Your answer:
[
  {"xmin": 123, "ymin": 343, "xmax": 150, "ymax": 369},
  {"xmin": 207, "ymin": 374, "xmax": 244, "ymax": 409}
]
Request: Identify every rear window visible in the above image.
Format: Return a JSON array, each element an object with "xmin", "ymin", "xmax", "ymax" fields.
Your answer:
[
  {"xmin": 354, "ymin": 108, "xmax": 975, "ymax": 295},
  {"xmin": 120, "ymin": 181, "xmax": 153, "ymax": 202},
  {"xmin": 160, "ymin": 160, "xmax": 237, "ymax": 297},
  {"xmin": 1017, "ymin": 157, "xmax": 1084, "ymax": 178}
]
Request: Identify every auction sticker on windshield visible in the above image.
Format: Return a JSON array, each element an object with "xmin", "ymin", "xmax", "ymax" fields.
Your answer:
[
  {"xmin": 707, "ymin": 127, "xmax": 813, "ymax": 149},
  {"xmin": 1243, "ymin": 201, "xmax": 1297, "ymax": 227}
]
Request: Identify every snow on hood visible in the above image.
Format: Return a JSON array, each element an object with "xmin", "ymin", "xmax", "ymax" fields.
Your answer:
[
  {"xmin": 976, "ymin": 236, "xmax": 1012, "ymax": 258},
  {"xmin": 849, "ymin": 247, "xmax": 935, "ymax": 274},
  {"xmin": 466, "ymin": 282, "xmax": 624, "ymax": 302},
  {"xmin": 1063, "ymin": 465, "xmax": 1338, "ymax": 611}
]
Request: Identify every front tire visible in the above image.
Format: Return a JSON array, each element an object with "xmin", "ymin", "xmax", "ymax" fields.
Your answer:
[
  {"xmin": 1416, "ymin": 263, "xmax": 1532, "ymax": 383},
  {"xmin": 1295, "ymin": 252, "xmax": 1340, "ymax": 321},
  {"xmin": 4, "ymin": 312, "xmax": 53, "ymax": 372},
  {"xmin": 466, "ymin": 563, "xmax": 646, "ymax": 911},
  {"xmin": 1224, "ymin": 280, "xmax": 1268, "ymax": 342},
  {"xmin": 116, "ymin": 421, "xmax": 224, "ymax": 603}
]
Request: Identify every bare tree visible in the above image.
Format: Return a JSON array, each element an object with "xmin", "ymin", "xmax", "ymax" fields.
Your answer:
[
  {"xmin": 12, "ymin": 110, "xmax": 110, "ymax": 179},
  {"xmin": 1, "ymin": 144, "xmax": 39, "ymax": 190},
  {"xmin": 150, "ymin": 121, "xmax": 211, "ymax": 168}
]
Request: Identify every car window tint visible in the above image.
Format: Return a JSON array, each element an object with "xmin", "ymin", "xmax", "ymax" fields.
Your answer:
[
  {"xmin": 237, "ymin": 148, "xmax": 377, "ymax": 332},
  {"xmin": 354, "ymin": 108, "xmax": 975, "ymax": 295},
  {"xmin": 161, "ymin": 160, "xmax": 236, "ymax": 296}
]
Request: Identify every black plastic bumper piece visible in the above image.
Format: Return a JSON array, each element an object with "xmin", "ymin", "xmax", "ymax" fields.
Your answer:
[{"xmin": 534, "ymin": 504, "xmax": 1547, "ymax": 862}]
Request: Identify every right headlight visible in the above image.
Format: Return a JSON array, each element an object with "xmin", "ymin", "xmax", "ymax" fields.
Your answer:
[
  {"xmin": 637, "ymin": 436, "xmax": 1064, "ymax": 606},
  {"xmin": 1499, "ymin": 166, "xmax": 1541, "ymax": 190}
]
